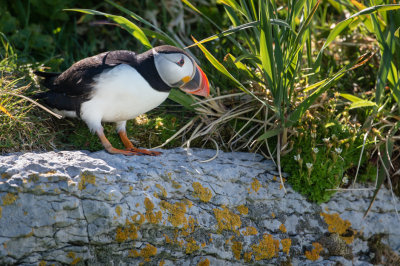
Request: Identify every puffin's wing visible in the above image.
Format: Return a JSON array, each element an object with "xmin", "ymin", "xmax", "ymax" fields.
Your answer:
[{"xmin": 36, "ymin": 50, "xmax": 138, "ymax": 97}]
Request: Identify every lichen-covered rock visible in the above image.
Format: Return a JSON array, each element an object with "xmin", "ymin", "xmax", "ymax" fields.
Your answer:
[{"xmin": 0, "ymin": 149, "xmax": 399, "ymax": 265}]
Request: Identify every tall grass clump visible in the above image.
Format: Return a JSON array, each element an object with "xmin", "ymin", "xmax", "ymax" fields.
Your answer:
[
  {"xmin": 322, "ymin": 0, "xmax": 400, "ymax": 213},
  {"xmin": 0, "ymin": 34, "xmax": 61, "ymax": 153}
]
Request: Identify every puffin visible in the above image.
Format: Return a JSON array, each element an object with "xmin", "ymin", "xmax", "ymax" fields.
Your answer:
[{"xmin": 35, "ymin": 45, "xmax": 210, "ymax": 156}]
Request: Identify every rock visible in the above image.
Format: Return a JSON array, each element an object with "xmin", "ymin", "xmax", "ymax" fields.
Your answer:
[{"xmin": 0, "ymin": 148, "xmax": 398, "ymax": 265}]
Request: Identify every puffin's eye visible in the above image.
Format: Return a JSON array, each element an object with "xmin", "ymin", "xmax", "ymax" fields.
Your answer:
[{"xmin": 177, "ymin": 57, "xmax": 185, "ymax": 67}]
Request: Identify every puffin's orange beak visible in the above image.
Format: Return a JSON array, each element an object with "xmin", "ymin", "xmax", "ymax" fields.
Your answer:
[{"xmin": 180, "ymin": 64, "xmax": 210, "ymax": 97}]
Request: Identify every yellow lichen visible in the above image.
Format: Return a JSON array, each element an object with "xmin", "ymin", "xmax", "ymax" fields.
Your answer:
[
  {"xmin": 78, "ymin": 171, "xmax": 96, "ymax": 191},
  {"xmin": 236, "ymin": 205, "xmax": 248, "ymax": 215},
  {"xmin": 164, "ymin": 234, "xmax": 172, "ymax": 244},
  {"xmin": 225, "ymin": 235, "xmax": 235, "ymax": 245},
  {"xmin": 182, "ymin": 216, "xmax": 197, "ymax": 236},
  {"xmin": 305, "ymin": 242, "xmax": 323, "ymax": 261},
  {"xmin": 279, "ymin": 223, "xmax": 287, "ymax": 233},
  {"xmin": 251, "ymin": 234, "xmax": 280, "ymax": 260},
  {"xmin": 320, "ymin": 212, "xmax": 355, "ymax": 244},
  {"xmin": 197, "ymin": 258, "xmax": 210, "ymax": 266},
  {"xmin": 160, "ymin": 200, "xmax": 187, "ymax": 227},
  {"xmin": 232, "ymin": 241, "xmax": 242, "ymax": 260},
  {"xmin": 115, "ymin": 206, "xmax": 122, "ymax": 217},
  {"xmin": 251, "ymin": 178, "xmax": 262, "ymax": 193},
  {"xmin": 135, "ymin": 203, "xmax": 140, "ymax": 207},
  {"xmin": 28, "ymin": 173, "xmax": 39, "ymax": 183},
  {"xmin": 171, "ymin": 180, "xmax": 181, "ymax": 189},
  {"xmin": 159, "ymin": 260, "xmax": 165, "ymax": 266},
  {"xmin": 320, "ymin": 212, "xmax": 350, "ymax": 235},
  {"xmin": 116, "ymin": 218, "xmax": 138, "ymax": 242},
  {"xmin": 242, "ymin": 226, "xmax": 258, "ymax": 236},
  {"xmin": 185, "ymin": 237, "xmax": 200, "ymax": 254},
  {"xmin": 244, "ymin": 252, "xmax": 252, "ymax": 263},
  {"xmin": 271, "ymin": 212, "xmax": 276, "ymax": 218},
  {"xmin": 144, "ymin": 198, "xmax": 162, "ymax": 224},
  {"xmin": 183, "ymin": 199, "xmax": 193, "ymax": 209},
  {"xmin": 2, "ymin": 193, "xmax": 17, "ymax": 205},
  {"xmin": 39, "ymin": 261, "xmax": 46, "ymax": 266},
  {"xmin": 67, "ymin": 252, "xmax": 81, "ymax": 265},
  {"xmin": 1, "ymin": 173, "xmax": 11, "ymax": 179},
  {"xmin": 281, "ymin": 238, "xmax": 291, "ymax": 255},
  {"xmin": 0, "ymin": 206, "xmax": 2, "ymax": 219},
  {"xmin": 192, "ymin": 182, "xmax": 213, "ymax": 202},
  {"xmin": 129, "ymin": 186, "xmax": 134, "ymax": 192},
  {"xmin": 156, "ymin": 184, "xmax": 167, "ymax": 197},
  {"xmin": 25, "ymin": 229, "xmax": 34, "ymax": 238},
  {"xmin": 130, "ymin": 243, "xmax": 157, "ymax": 261},
  {"xmin": 213, "ymin": 206, "xmax": 241, "ymax": 234},
  {"xmin": 132, "ymin": 213, "xmax": 145, "ymax": 225}
]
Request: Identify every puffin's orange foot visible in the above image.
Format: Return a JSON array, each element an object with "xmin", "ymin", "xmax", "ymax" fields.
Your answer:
[
  {"xmin": 104, "ymin": 146, "xmax": 148, "ymax": 156},
  {"xmin": 129, "ymin": 148, "xmax": 162, "ymax": 156}
]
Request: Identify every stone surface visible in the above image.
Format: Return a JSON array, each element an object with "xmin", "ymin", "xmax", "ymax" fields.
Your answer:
[{"xmin": 0, "ymin": 148, "xmax": 399, "ymax": 265}]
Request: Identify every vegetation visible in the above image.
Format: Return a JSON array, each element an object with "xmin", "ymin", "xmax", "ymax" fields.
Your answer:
[{"xmin": 0, "ymin": 0, "xmax": 399, "ymax": 205}]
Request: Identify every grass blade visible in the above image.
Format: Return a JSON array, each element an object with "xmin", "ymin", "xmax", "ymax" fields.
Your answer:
[
  {"xmin": 259, "ymin": 0, "xmax": 276, "ymax": 91},
  {"xmin": 315, "ymin": 4, "xmax": 400, "ymax": 70},
  {"xmin": 340, "ymin": 93, "xmax": 377, "ymax": 109},
  {"xmin": 168, "ymin": 89, "xmax": 196, "ymax": 110},
  {"xmin": 191, "ymin": 36, "xmax": 244, "ymax": 89},
  {"xmin": 364, "ymin": 139, "xmax": 393, "ymax": 218},
  {"xmin": 0, "ymin": 103, "xmax": 14, "ymax": 119},
  {"xmin": 65, "ymin": 9, "xmax": 152, "ymax": 49},
  {"xmin": 105, "ymin": 0, "xmax": 179, "ymax": 47},
  {"xmin": 288, "ymin": 53, "xmax": 370, "ymax": 126}
]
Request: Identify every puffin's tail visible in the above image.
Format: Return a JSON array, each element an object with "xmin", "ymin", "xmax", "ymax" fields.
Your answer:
[{"xmin": 34, "ymin": 70, "xmax": 60, "ymax": 89}]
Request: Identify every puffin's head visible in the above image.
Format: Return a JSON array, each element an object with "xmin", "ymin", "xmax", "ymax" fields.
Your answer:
[{"xmin": 153, "ymin": 45, "xmax": 210, "ymax": 97}]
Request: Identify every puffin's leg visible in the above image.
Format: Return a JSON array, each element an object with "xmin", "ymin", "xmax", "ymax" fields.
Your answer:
[
  {"xmin": 96, "ymin": 128, "xmax": 145, "ymax": 156},
  {"xmin": 116, "ymin": 121, "xmax": 162, "ymax": 156}
]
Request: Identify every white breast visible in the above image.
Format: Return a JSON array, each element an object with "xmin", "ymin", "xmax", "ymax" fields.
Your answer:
[{"xmin": 80, "ymin": 64, "xmax": 169, "ymax": 131}]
